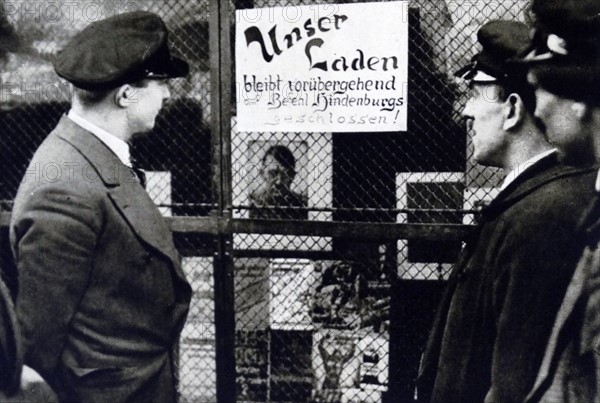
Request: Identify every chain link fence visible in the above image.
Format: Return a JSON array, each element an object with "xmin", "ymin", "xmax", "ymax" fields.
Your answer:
[
  {"xmin": 0, "ymin": 0, "xmax": 532, "ymax": 402},
  {"xmin": 229, "ymin": 1, "xmax": 527, "ymax": 400}
]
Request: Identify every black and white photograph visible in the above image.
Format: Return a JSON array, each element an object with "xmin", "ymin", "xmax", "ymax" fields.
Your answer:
[{"xmin": 1, "ymin": 0, "xmax": 600, "ymax": 402}]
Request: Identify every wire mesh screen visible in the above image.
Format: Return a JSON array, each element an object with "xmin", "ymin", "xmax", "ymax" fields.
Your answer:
[
  {"xmin": 234, "ymin": 257, "xmax": 391, "ymax": 402},
  {"xmin": 230, "ymin": 0, "xmax": 530, "ymax": 402},
  {"xmin": 0, "ymin": 0, "xmax": 533, "ymax": 402},
  {"xmin": 0, "ymin": 1, "xmax": 213, "ymax": 212},
  {"xmin": 0, "ymin": 1, "xmax": 216, "ymax": 402}
]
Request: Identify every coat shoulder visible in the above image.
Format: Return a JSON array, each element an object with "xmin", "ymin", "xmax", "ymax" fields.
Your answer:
[
  {"xmin": 17, "ymin": 132, "xmax": 107, "ymax": 197},
  {"xmin": 507, "ymin": 167, "xmax": 596, "ymax": 220}
]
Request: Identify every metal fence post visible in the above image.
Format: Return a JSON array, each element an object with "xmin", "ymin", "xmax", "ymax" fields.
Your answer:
[{"xmin": 210, "ymin": 0, "xmax": 236, "ymax": 402}]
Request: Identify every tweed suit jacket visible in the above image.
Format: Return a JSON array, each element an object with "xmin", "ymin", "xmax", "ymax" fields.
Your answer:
[
  {"xmin": 10, "ymin": 116, "xmax": 192, "ymax": 403},
  {"xmin": 417, "ymin": 155, "xmax": 596, "ymax": 403}
]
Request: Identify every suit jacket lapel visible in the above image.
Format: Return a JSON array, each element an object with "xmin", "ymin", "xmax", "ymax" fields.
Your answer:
[
  {"xmin": 107, "ymin": 186, "xmax": 182, "ymax": 268},
  {"xmin": 54, "ymin": 116, "xmax": 186, "ymax": 281}
]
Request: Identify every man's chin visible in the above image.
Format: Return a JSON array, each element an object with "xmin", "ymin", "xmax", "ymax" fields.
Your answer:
[
  {"xmin": 131, "ymin": 128, "xmax": 154, "ymax": 139},
  {"xmin": 473, "ymin": 152, "xmax": 501, "ymax": 169}
]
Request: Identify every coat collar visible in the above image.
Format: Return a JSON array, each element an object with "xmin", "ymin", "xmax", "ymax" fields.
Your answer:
[
  {"xmin": 52, "ymin": 115, "xmax": 186, "ymax": 281},
  {"xmin": 576, "ymin": 192, "xmax": 600, "ymax": 240},
  {"xmin": 54, "ymin": 115, "xmax": 126, "ymax": 186},
  {"xmin": 481, "ymin": 153, "xmax": 593, "ymax": 220}
]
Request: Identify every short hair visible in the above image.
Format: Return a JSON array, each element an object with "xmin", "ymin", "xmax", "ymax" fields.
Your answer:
[
  {"xmin": 470, "ymin": 78, "xmax": 538, "ymax": 118},
  {"xmin": 498, "ymin": 78, "xmax": 537, "ymax": 116},
  {"xmin": 72, "ymin": 86, "xmax": 113, "ymax": 107},
  {"xmin": 72, "ymin": 79, "xmax": 151, "ymax": 107},
  {"xmin": 128, "ymin": 78, "xmax": 152, "ymax": 89},
  {"xmin": 530, "ymin": 63, "xmax": 600, "ymax": 106},
  {"xmin": 262, "ymin": 145, "xmax": 296, "ymax": 172}
]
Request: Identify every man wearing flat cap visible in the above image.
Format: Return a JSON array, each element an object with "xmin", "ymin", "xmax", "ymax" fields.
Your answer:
[
  {"xmin": 9, "ymin": 11, "xmax": 192, "ymax": 402},
  {"xmin": 519, "ymin": 0, "xmax": 600, "ymax": 401},
  {"xmin": 416, "ymin": 20, "xmax": 595, "ymax": 403}
]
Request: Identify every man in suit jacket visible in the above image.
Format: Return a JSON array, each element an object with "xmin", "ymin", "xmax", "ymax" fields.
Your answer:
[
  {"xmin": 416, "ymin": 20, "xmax": 596, "ymax": 403},
  {"xmin": 518, "ymin": 1, "xmax": 600, "ymax": 401},
  {"xmin": 9, "ymin": 11, "xmax": 192, "ymax": 402}
]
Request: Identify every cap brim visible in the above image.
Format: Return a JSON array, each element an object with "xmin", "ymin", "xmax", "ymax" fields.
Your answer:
[
  {"xmin": 146, "ymin": 56, "xmax": 190, "ymax": 79},
  {"xmin": 454, "ymin": 63, "xmax": 473, "ymax": 79},
  {"xmin": 167, "ymin": 56, "xmax": 190, "ymax": 78},
  {"xmin": 512, "ymin": 48, "xmax": 556, "ymax": 65},
  {"xmin": 470, "ymin": 71, "xmax": 498, "ymax": 82},
  {"xmin": 454, "ymin": 66, "xmax": 498, "ymax": 82}
]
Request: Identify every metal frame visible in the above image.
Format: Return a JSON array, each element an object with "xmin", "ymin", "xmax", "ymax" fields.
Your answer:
[
  {"xmin": 209, "ymin": 0, "xmax": 236, "ymax": 401},
  {"xmin": 396, "ymin": 172, "xmax": 464, "ymax": 280},
  {"xmin": 0, "ymin": 0, "xmax": 479, "ymax": 400}
]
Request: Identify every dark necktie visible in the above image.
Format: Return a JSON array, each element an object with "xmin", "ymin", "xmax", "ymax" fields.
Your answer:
[{"xmin": 129, "ymin": 156, "xmax": 146, "ymax": 188}]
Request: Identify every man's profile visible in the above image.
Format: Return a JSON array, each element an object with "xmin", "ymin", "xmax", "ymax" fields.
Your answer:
[{"xmin": 9, "ymin": 11, "xmax": 192, "ymax": 402}]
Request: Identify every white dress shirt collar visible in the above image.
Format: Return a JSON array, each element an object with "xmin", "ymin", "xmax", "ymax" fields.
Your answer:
[
  {"xmin": 67, "ymin": 110, "xmax": 132, "ymax": 168},
  {"xmin": 499, "ymin": 149, "xmax": 558, "ymax": 192}
]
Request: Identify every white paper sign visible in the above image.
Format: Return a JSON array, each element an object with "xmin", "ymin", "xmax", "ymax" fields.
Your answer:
[{"xmin": 235, "ymin": 2, "xmax": 409, "ymax": 132}]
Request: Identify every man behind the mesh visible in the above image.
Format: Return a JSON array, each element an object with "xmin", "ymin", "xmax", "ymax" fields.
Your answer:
[
  {"xmin": 249, "ymin": 145, "xmax": 308, "ymax": 220},
  {"xmin": 416, "ymin": 20, "xmax": 595, "ymax": 402},
  {"xmin": 9, "ymin": 11, "xmax": 192, "ymax": 402}
]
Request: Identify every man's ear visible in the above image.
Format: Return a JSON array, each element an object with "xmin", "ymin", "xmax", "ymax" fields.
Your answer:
[
  {"xmin": 571, "ymin": 101, "xmax": 588, "ymax": 120},
  {"xmin": 502, "ymin": 93, "xmax": 525, "ymax": 131},
  {"xmin": 114, "ymin": 84, "xmax": 136, "ymax": 108}
]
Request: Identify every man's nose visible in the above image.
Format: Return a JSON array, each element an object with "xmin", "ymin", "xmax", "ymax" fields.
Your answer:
[
  {"xmin": 461, "ymin": 104, "xmax": 474, "ymax": 129},
  {"xmin": 464, "ymin": 117, "xmax": 474, "ymax": 133},
  {"xmin": 532, "ymin": 99, "xmax": 544, "ymax": 119},
  {"xmin": 461, "ymin": 100, "xmax": 473, "ymax": 119}
]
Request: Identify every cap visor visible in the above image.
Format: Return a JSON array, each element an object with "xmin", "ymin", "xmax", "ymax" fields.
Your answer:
[
  {"xmin": 454, "ymin": 65, "xmax": 471, "ymax": 79},
  {"xmin": 470, "ymin": 70, "xmax": 497, "ymax": 82},
  {"xmin": 511, "ymin": 48, "xmax": 556, "ymax": 65},
  {"xmin": 167, "ymin": 56, "xmax": 190, "ymax": 78},
  {"xmin": 147, "ymin": 56, "xmax": 190, "ymax": 79}
]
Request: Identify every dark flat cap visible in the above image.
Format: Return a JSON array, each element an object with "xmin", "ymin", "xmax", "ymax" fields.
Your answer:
[
  {"xmin": 532, "ymin": 0, "xmax": 600, "ymax": 39},
  {"xmin": 521, "ymin": 0, "xmax": 600, "ymax": 63},
  {"xmin": 54, "ymin": 11, "xmax": 189, "ymax": 91},
  {"xmin": 455, "ymin": 20, "xmax": 531, "ymax": 83},
  {"xmin": 521, "ymin": 0, "xmax": 600, "ymax": 104}
]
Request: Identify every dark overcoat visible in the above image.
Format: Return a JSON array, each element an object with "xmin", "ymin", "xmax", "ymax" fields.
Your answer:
[
  {"xmin": 417, "ymin": 155, "xmax": 596, "ymax": 403},
  {"xmin": 0, "ymin": 274, "xmax": 21, "ymax": 395},
  {"xmin": 526, "ymin": 184, "xmax": 600, "ymax": 403},
  {"xmin": 10, "ymin": 116, "xmax": 192, "ymax": 402},
  {"xmin": 1, "ymin": 214, "xmax": 22, "ymax": 396}
]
